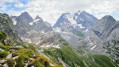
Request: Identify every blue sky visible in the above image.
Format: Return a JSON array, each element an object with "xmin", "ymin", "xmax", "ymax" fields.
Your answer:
[{"xmin": 0, "ymin": 0, "xmax": 119, "ymax": 25}]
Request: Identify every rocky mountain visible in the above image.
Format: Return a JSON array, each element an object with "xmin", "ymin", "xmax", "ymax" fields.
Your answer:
[
  {"xmin": 30, "ymin": 15, "xmax": 52, "ymax": 33},
  {"xmin": 11, "ymin": 12, "xmax": 52, "ymax": 37},
  {"xmin": 88, "ymin": 15, "xmax": 119, "ymax": 46},
  {"xmin": 53, "ymin": 11, "xmax": 98, "ymax": 35},
  {"xmin": 53, "ymin": 11, "xmax": 98, "ymax": 45},
  {"xmin": 93, "ymin": 15, "xmax": 117, "ymax": 40},
  {"xmin": 10, "ymin": 12, "xmax": 53, "ymax": 44},
  {"xmin": 78, "ymin": 15, "xmax": 119, "ymax": 65},
  {"xmin": 0, "ymin": 12, "xmax": 118, "ymax": 67},
  {"xmin": 10, "ymin": 12, "xmax": 32, "ymax": 36},
  {"xmin": 0, "ymin": 13, "xmax": 22, "ymax": 42},
  {"xmin": 73, "ymin": 11, "xmax": 98, "ymax": 27}
]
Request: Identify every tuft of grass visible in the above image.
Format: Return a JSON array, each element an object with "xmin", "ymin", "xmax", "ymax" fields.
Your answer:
[
  {"xmin": 0, "ymin": 44, "xmax": 10, "ymax": 50},
  {"xmin": 0, "ymin": 32, "xmax": 7, "ymax": 40},
  {"xmin": 13, "ymin": 41, "xmax": 27, "ymax": 48},
  {"xmin": 0, "ymin": 51, "xmax": 8, "ymax": 58},
  {"xmin": 76, "ymin": 31, "xmax": 84, "ymax": 38},
  {"xmin": 15, "ymin": 56, "xmax": 25, "ymax": 67},
  {"xmin": 6, "ymin": 59, "xmax": 15, "ymax": 67},
  {"xmin": 59, "ymin": 39, "xmax": 69, "ymax": 46},
  {"xmin": 27, "ymin": 44, "xmax": 36, "ymax": 52},
  {"xmin": 29, "ymin": 56, "xmax": 50, "ymax": 67}
]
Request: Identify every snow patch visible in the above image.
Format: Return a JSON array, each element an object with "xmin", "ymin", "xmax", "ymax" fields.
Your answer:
[
  {"xmin": 12, "ymin": 19, "xmax": 17, "ymax": 25},
  {"xmin": 66, "ymin": 14, "xmax": 77, "ymax": 25},
  {"xmin": 34, "ymin": 18, "xmax": 41, "ymax": 22},
  {"xmin": 29, "ymin": 18, "xmax": 42, "ymax": 25},
  {"xmin": 91, "ymin": 45, "xmax": 96, "ymax": 50},
  {"xmin": 29, "ymin": 22, "xmax": 34, "ymax": 25},
  {"xmin": 85, "ymin": 29, "xmax": 88, "ymax": 32},
  {"xmin": 54, "ymin": 27, "xmax": 61, "ymax": 32},
  {"xmin": 41, "ymin": 31, "xmax": 46, "ymax": 34},
  {"xmin": 74, "ymin": 16, "xmax": 78, "ymax": 20},
  {"xmin": 40, "ymin": 45, "xmax": 60, "ymax": 49},
  {"xmin": 78, "ymin": 24, "xmax": 85, "ymax": 28},
  {"xmin": 77, "ymin": 11, "xmax": 81, "ymax": 15}
]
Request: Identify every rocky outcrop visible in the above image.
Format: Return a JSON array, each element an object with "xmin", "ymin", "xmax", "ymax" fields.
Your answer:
[
  {"xmin": 0, "ymin": 13, "xmax": 22, "ymax": 42},
  {"xmin": 92, "ymin": 15, "xmax": 117, "ymax": 40},
  {"xmin": 10, "ymin": 12, "xmax": 32, "ymax": 37}
]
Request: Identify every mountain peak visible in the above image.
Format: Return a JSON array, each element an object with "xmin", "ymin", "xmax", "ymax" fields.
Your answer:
[
  {"xmin": 35, "ymin": 15, "xmax": 42, "ymax": 20},
  {"xmin": 102, "ymin": 15, "xmax": 115, "ymax": 20},
  {"xmin": 75, "ymin": 10, "xmax": 86, "ymax": 16},
  {"xmin": 19, "ymin": 12, "xmax": 33, "ymax": 23},
  {"xmin": 21, "ymin": 12, "xmax": 29, "ymax": 16},
  {"xmin": 93, "ymin": 15, "xmax": 116, "ymax": 39},
  {"xmin": 61, "ymin": 13, "xmax": 70, "ymax": 17}
]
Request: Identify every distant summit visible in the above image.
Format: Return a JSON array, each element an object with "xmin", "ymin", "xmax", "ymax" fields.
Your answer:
[
  {"xmin": 18, "ymin": 12, "xmax": 33, "ymax": 23},
  {"xmin": 53, "ymin": 10, "xmax": 98, "ymax": 35},
  {"xmin": 35, "ymin": 15, "xmax": 42, "ymax": 20},
  {"xmin": 93, "ymin": 15, "xmax": 116, "ymax": 40}
]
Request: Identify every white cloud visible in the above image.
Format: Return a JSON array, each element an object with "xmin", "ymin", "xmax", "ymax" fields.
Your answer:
[
  {"xmin": 1, "ymin": 0, "xmax": 119, "ymax": 25},
  {"xmin": 86, "ymin": 0, "xmax": 119, "ymax": 19},
  {"xmin": 0, "ymin": 0, "xmax": 19, "ymax": 13},
  {"xmin": 23, "ymin": 0, "xmax": 119, "ymax": 25},
  {"xmin": 14, "ymin": 2, "xmax": 24, "ymax": 8}
]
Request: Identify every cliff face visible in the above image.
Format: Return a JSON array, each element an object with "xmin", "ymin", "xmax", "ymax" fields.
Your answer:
[{"xmin": 0, "ymin": 13, "xmax": 22, "ymax": 42}]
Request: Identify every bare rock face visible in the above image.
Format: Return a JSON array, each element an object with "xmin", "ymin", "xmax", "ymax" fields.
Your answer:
[
  {"xmin": 86, "ymin": 15, "xmax": 119, "ymax": 62},
  {"xmin": 53, "ymin": 11, "xmax": 98, "ymax": 35},
  {"xmin": 0, "ymin": 13, "xmax": 22, "ymax": 42},
  {"xmin": 10, "ymin": 12, "xmax": 53, "ymax": 44},
  {"xmin": 93, "ymin": 15, "xmax": 116, "ymax": 40},
  {"xmin": 31, "ymin": 15, "xmax": 53, "ymax": 33},
  {"xmin": 39, "ymin": 31, "xmax": 62, "ymax": 45},
  {"xmin": 10, "ymin": 12, "xmax": 32, "ymax": 36},
  {"xmin": 53, "ymin": 11, "xmax": 98, "ymax": 46},
  {"xmin": 90, "ymin": 15, "xmax": 119, "ymax": 43}
]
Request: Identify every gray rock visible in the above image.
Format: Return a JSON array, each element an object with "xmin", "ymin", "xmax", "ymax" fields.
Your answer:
[
  {"xmin": 0, "ymin": 13, "xmax": 22, "ymax": 42},
  {"xmin": 6, "ymin": 53, "xmax": 12, "ymax": 59},
  {"xmin": 53, "ymin": 11, "xmax": 98, "ymax": 35}
]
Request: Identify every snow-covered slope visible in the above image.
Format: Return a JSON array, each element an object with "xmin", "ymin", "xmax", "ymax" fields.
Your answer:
[{"xmin": 53, "ymin": 10, "xmax": 98, "ymax": 36}]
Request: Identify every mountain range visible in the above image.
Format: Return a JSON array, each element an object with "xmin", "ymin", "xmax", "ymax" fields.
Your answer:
[
  {"xmin": 53, "ymin": 11, "xmax": 98, "ymax": 35},
  {"xmin": 0, "ymin": 11, "xmax": 118, "ymax": 67}
]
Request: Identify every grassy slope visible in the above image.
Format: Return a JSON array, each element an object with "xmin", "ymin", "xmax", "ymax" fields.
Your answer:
[
  {"xmin": 0, "ymin": 32, "xmax": 118, "ymax": 67},
  {"xmin": 43, "ymin": 39, "xmax": 118, "ymax": 67},
  {"xmin": 0, "ymin": 32, "xmax": 60, "ymax": 67}
]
